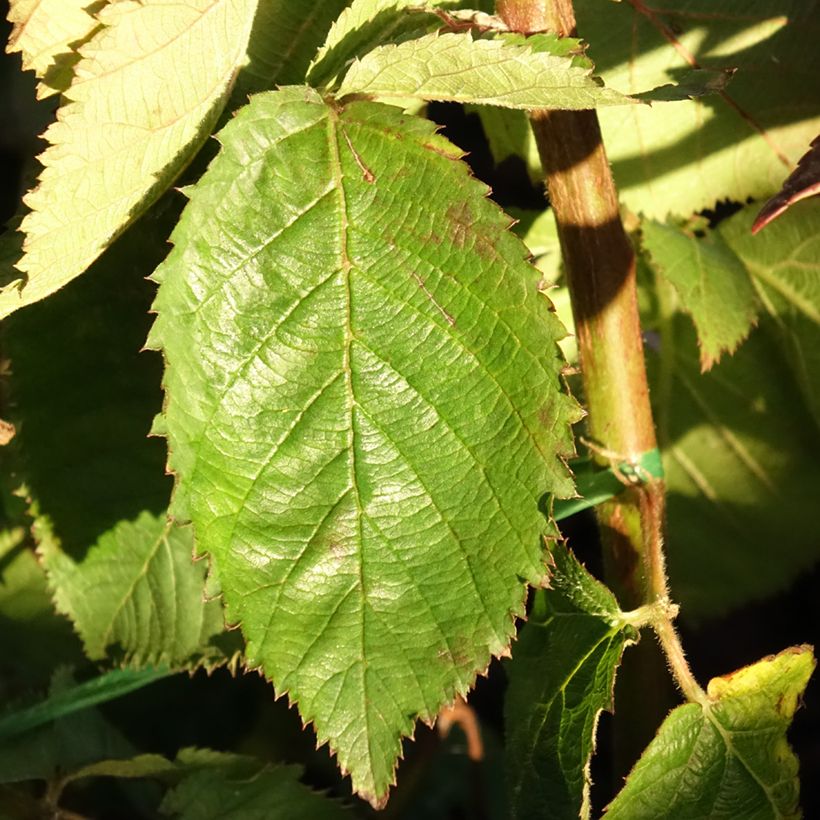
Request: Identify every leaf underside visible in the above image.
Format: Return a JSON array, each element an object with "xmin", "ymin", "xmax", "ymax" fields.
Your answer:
[
  {"xmin": 3, "ymin": 0, "xmax": 259, "ymax": 319},
  {"xmin": 5, "ymin": 0, "xmax": 98, "ymax": 98},
  {"xmin": 605, "ymin": 647, "xmax": 815, "ymax": 819},
  {"xmin": 151, "ymin": 86, "xmax": 579, "ymax": 805}
]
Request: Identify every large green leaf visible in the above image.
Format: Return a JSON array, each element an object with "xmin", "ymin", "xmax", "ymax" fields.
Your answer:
[
  {"xmin": 718, "ymin": 199, "xmax": 820, "ymax": 429},
  {"xmin": 337, "ymin": 31, "xmax": 635, "ymax": 109},
  {"xmin": 576, "ymin": 0, "xmax": 820, "ymax": 217},
  {"xmin": 3, "ymin": 0, "xmax": 260, "ymax": 319},
  {"xmin": 605, "ymin": 646, "xmax": 815, "ymax": 819},
  {"xmin": 505, "ymin": 545, "xmax": 636, "ymax": 820},
  {"xmin": 41, "ymin": 512, "xmax": 230, "ymax": 668},
  {"xmin": 151, "ymin": 86, "xmax": 579, "ymax": 806},
  {"xmin": 649, "ymin": 316, "xmax": 820, "ymax": 618},
  {"xmin": 5, "ymin": 0, "xmax": 99, "ymax": 98},
  {"xmin": 641, "ymin": 218, "xmax": 759, "ymax": 370}
]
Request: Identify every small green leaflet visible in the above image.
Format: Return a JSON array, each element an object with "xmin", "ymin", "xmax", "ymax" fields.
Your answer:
[
  {"xmin": 605, "ymin": 646, "xmax": 815, "ymax": 819},
  {"xmin": 3, "ymin": 0, "xmax": 260, "ymax": 320},
  {"xmin": 337, "ymin": 31, "xmax": 636, "ymax": 109},
  {"xmin": 641, "ymin": 218, "xmax": 759, "ymax": 370},
  {"xmin": 5, "ymin": 0, "xmax": 98, "ymax": 98},
  {"xmin": 151, "ymin": 86, "xmax": 579, "ymax": 806},
  {"xmin": 505, "ymin": 544, "xmax": 636, "ymax": 820},
  {"xmin": 41, "ymin": 512, "xmax": 231, "ymax": 669}
]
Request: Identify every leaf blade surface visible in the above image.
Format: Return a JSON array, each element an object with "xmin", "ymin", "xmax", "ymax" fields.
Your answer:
[
  {"xmin": 505, "ymin": 545, "xmax": 635, "ymax": 820},
  {"xmin": 152, "ymin": 86, "xmax": 579, "ymax": 806},
  {"xmin": 4, "ymin": 0, "xmax": 259, "ymax": 319},
  {"xmin": 605, "ymin": 647, "xmax": 815, "ymax": 820}
]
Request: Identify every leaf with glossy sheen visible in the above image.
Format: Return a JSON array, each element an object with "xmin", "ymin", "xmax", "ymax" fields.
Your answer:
[
  {"xmin": 338, "ymin": 31, "xmax": 635, "ymax": 109},
  {"xmin": 5, "ymin": 0, "xmax": 99, "ymax": 98},
  {"xmin": 648, "ymin": 316, "xmax": 820, "ymax": 618},
  {"xmin": 605, "ymin": 646, "xmax": 815, "ymax": 819},
  {"xmin": 575, "ymin": 0, "xmax": 820, "ymax": 217},
  {"xmin": 3, "ymin": 0, "xmax": 259, "ymax": 319},
  {"xmin": 151, "ymin": 86, "xmax": 579, "ymax": 806},
  {"xmin": 719, "ymin": 199, "xmax": 820, "ymax": 429},
  {"xmin": 505, "ymin": 545, "xmax": 636, "ymax": 820},
  {"xmin": 641, "ymin": 218, "xmax": 759, "ymax": 370},
  {"xmin": 308, "ymin": 0, "xmax": 456, "ymax": 89},
  {"xmin": 41, "ymin": 512, "xmax": 229, "ymax": 668}
]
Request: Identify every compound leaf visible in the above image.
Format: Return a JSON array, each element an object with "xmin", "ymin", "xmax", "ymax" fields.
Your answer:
[
  {"xmin": 605, "ymin": 646, "xmax": 815, "ymax": 820},
  {"xmin": 3, "ymin": 0, "xmax": 260, "ymax": 319},
  {"xmin": 5, "ymin": 0, "xmax": 99, "ymax": 98},
  {"xmin": 41, "ymin": 512, "xmax": 230, "ymax": 669},
  {"xmin": 641, "ymin": 218, "xmax": 759, "ymax": 370},
  {"xmin": 337, "ymin": 31, "xmax": 635, "ymax": 109},
  {"xmin": 505, "ymin": 545, "xmax": 636, "ymax": 820},
  {"xmin": 152, "ymin": 86, "xmax": 579, "ymax": 806}
]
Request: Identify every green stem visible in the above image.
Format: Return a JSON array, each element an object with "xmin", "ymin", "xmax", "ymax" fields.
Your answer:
[{"xmin": 495, "ymin": 0, "xmax": 704, "ymax": 705}]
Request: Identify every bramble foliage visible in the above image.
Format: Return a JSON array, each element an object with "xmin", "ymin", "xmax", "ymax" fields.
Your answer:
[{"xmin": 0, "ymin": 0, "xmax": 817, "ymax": 816}]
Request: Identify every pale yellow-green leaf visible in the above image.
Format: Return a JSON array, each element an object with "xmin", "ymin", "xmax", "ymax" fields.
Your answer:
[
  {"xmin": 337, "ymin": 31, "xmax": 635, "ymax": 109},
  {"xmin": 2, "ymin": 0, "xmax": 258, "ymax": 320},
  {"xmin": 6, "ymin": 0, "xmax": 99, "ymax": 98}
]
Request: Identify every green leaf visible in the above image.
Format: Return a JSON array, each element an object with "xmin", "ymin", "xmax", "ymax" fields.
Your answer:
[
  {"xmin": 649, "ymin": 316, "xmax": 820, "ymax": 617},
  {"xmin": 5, "ymin": 0, "xmax": 99, "ymax": 98},
  {"xmin": 505, "ymin": 545, "xmax": 636, "ymax": 820},
  {"xmin": 151, "ymin": 86, "xmax": 579, "ymax": 806},
  {"xmin": 641, "ymin": 218, "xmax": 759, "ymax": 370},
  {"xmin": 575, "ymin": 0, "xmax": 820, "ymax": 216},
  {"xmin": 718, "ymin": 199, "xmax": 820, "ymax": 429},
  {"xmin": 308, "ymin": 0, "xmax": 456, "ymax": 89},
  {"xmin": 234, "ymin": 0, "xmax": 352, "ymax": 97},
  {"xmin": 0, "ymin": 667, "xmax": 171, "ymax": 742},
  {"xmin": 160, "ymin": 762, "xmax": 354, "ymax": 819},
  {"xmin": 337, "ymin": 31, "xmax": 636, "ymax": 109},
  {"xmin": 3, "ymin": 0, "xmax": 260, "ymax": 319},
  {"xmin": 605, "ymin": 646, "xmax": 815, "ymax": 820},
  {"xmin": 40, "ymin": 512, "xmax": 231, "ymax": 669}
]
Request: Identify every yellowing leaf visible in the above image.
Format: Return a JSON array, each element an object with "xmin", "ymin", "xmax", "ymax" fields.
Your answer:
[
  {"xmin": 3, "ymin": 0, "xmax": 259, "ymax": 320},
  {"xmin": 6, "ymin": 0, "xmax": 98, "ymax": 98}
]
